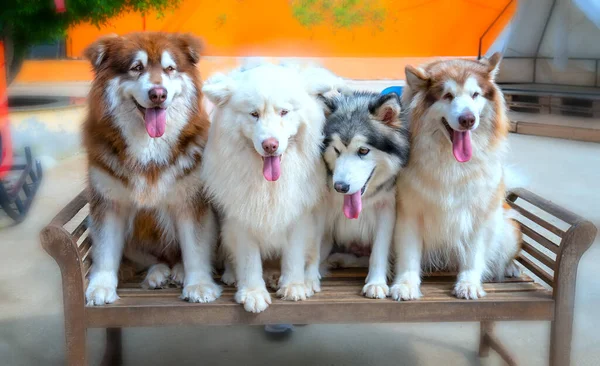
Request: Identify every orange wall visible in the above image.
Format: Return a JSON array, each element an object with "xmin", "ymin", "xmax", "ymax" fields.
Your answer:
[
  {"xmin": 14, "ymin": 57, "xmax": 438, "ymax": 83},
  {"xmin": 67, "ymin": 0, "xmax": 515, "ymax": 58}
]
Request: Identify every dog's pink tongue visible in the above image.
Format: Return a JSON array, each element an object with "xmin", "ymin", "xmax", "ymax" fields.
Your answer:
[
  {"xmin": 262, "ymin": 156, "xmax": 281, "ymax": 181},
  {"xmin": 144, "ymin": 108, "xmax": 167, "ymax": 138},
  {"xmin": 452, "ymin": 130, "xmax": 472, "ymax": 163},
  {"xmin": 343, "ymin": 191, "xmax": 362, "ymax": 219}
]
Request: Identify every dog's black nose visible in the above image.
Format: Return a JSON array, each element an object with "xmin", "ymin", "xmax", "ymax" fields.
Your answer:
[
  {"xmin": 334, "ymin": 181, "xmax": 350, "ymax": 193},
  {"xmin": 149, "ymin": 87, "xmax": 167, "ymax": 104},
  {"xmin": 458, "ymin": 112, "xmax": 476, "ymax": 129}
]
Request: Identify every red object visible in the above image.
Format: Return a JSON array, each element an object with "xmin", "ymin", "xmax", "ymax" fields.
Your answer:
[
  {"xmin": 0, "ymin": 41, "xmax": 12, "ymax": 179},
  {"xmin": 54, "ymin": 0, "xmax": 66, "ymax": 13}
]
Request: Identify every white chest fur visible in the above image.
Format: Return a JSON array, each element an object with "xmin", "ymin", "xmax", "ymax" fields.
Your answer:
[{"xmin": 90, "ymin": 99, "xmax": 203, "ymax": 208}]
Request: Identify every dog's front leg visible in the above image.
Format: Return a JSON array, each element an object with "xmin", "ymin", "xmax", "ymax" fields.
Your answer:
[
  {"xmin": 226, "ymin": 223, "xmax": 271, "ymax": 313},
  {"xmin": 390, "ymin": 212, "xmax": 423, "ymax": 301},
  {"xmin": 453, "ymin": 230, "xmax": 487, "ymax": 299},
  {"xmin": 86, "ymin": 201, "xmax": 129, "ymax": 306},
  {"xmin": 363, "ymin": 202, "xmax": 394, "ymax": 299},
  {"xmin": 278, "ymin": 213, "xmax": 312, "ymax": 301},
  {"xmin": 304, "ymin": 208, "xmax": 326, "ymax": 295},
  {"xmin": 178, "ymin": 208, "xmax": 222, "ymax": 303}
]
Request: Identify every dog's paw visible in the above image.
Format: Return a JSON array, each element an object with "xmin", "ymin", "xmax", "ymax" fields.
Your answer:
[
  {"xmin": 277, "ymin": 283, "xmax": 309, "ymax": 301},
  {"xmin": 235, "ymin": 287, "xmax": 272, "ymax": 313},
  {"xmin": 504, "ymin": 261, "xmax": 521, "ymax": 278},
  {"xmin": 170, "ymin": 263, "xmax": 185, "ymax": 287},
  {"xmin": 142, "ymin": 263, "xmax": 171, "ymax": 289},
  {"xmin": 181, "ymin": 282, "xmax": 222, "ymax": 303},
  {"xmin": 390, "ymin": 282, "xmax": 422, "ymax": 301},
  {"xmin": 362, "ymin": 283, "xmax": 389, "ymax": 299},
  {"xmin": 86, "ymin": 272, "xmax": 119, "ymax": 306},
  {"xmin": 221, "ymin": 268, "xmax": 236, "ymax": 286},
  {"xmin": 305, "ymin": 276, "xmax": 321, "ymax": 296},
  {"xmin": 453, "ymin": 281, "xmax": 486, "ymax": 300}
]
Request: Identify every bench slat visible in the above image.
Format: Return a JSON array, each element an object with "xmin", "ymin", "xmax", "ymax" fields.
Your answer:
[
  {"xmin": 508, "ymin": 201, "xmax": 565, "ymax": 237},
  {"xmin": 79, "ymin": 237, "xmax": 92, "ymax": 261},
  {"xmin": 517, "ymin": 254, "xmax": 554, "ymax": 287},
  {"xmin": 519, "ymin": 222, "xmax": 560, "ymax": 254},
  {"xmin": 520, "ymin": 240, "xmax": 556, "ymax": 269},
  {"xmin": 85, "ymin": 290, "xmax": 554, "ymax": 328},
  {"xmin": 71, "ymin": 216, "xmax": 89, "ymax": 242}
]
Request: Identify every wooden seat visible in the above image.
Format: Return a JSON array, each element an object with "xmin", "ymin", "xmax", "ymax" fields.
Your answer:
[
  {"xmin": 86, "ymin": 269, "xmax": 553, "ymax": 328},
  {"xmin": 40, "ymin": 188, "xmax": 597, "ymax": 366}
]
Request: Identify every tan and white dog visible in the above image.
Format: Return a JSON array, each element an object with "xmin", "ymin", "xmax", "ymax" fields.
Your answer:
[
  {"xmin": 392, "ymin": 54, "xmax": 521, "ymax": 301},
  {"xmin": 83, "ymin": 32, "xmax": 221, "ymax": 305},
  {"xmin": 201, "ymin": 64, "xmax": 342, "ymax": 313}
]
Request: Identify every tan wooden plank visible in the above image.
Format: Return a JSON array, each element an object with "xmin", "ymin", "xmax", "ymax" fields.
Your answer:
[
  {"xmin": 515, "ymin": 121, "xmax": 600, "ymax": 143},
  {"xmin": 85, "ymin": 294, "xmax": 554, "ymax": 328},
  {"xmin": 51, "ymin": 189, "xmax": 88, "ymax": 226},
  {"xmin": 517, "ymin": 254, "xmax": 554, "ymax": 287},
  {"xmin": 83, "ymin": 258, "xmax": 92, "ymax": 278},
  {"xmin": 78, "ymin": 237, "xmax": 92, "ymax": 261},
  {"xmin": 509, "ymin": 202, "xmax": 566, "ymax": 238},
  {"xmin": 117, "ymin": 274, "xmax": 534, "ymax": 292},
  {"xmin": 521, "ymin": 241, "xmax": 556, "ymax": 269},
  {"xmin": 71, "ymin": 216, "xmax": 89, "ymax": 241},
  {"xmin": 518, "ymin": 222, "xmax": 560, "ymax": 254},
  {"xmin": 117, "ymin": 282, "xmax": 545, "ymax": 300},
  {"xmin": 508, "ymin": 188, "xmax": 585, "ymax": 226}
]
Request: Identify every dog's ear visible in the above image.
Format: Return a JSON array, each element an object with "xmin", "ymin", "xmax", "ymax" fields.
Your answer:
[
  {"xmin": 83, "ymin": 34, "xmax": 120, "ymax": 72},
  {"xmin": 302, "ymin": 67, "xmax": 346, "ymax": 96},
  {"xmin": 202, "ymin": 73, "xmax": 235, "ymax": 106},
  {"xmin": 369, "ymin": 93, "xmax": 402, "ymax": 128},
  {"xmin": 481, "ymin": 52, "xmax": 502, "ymax": 80},
  {"xmin": 317, "ymin": 95, "xmax": 338, "ymax": 117},
  {"xmin": 174, "ymin": 33, "xmax": 203, "ymax": 65},
  {"xmin": 405, "ymin": 65, "xmax": 429, "ymax": 91}
]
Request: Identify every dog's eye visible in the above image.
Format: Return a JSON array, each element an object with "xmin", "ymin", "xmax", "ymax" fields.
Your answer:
[
  {"xmin": 358, "ymin": 147, "xmax": 370, "ymax": 156},
  {"xmin": 166, "ymin": 66, "xmax": 176, "ymax": 72},
  {"xmin": 280, "ymin": 109, "xmax": 289, "ymax": 117},
  {"xmin": 443, "ymin": 93, "xmax": 454, "ymax": 101},
  {"xmin": 472, "ymin": 92, "xmax": 480, "ymax": 99},
  {"xmin": 250, "ymin": 111, "xmax": 260, "ymax": 119},
  {"xmin": 333, "ymin": 147, "xmax": 340, "ymax": 155},
  {"xmin": 130, "ymin": 64, "xmax": 143, "ymax": 72}
]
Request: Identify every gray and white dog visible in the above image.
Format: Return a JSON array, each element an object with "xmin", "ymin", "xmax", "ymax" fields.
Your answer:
[{"xmin": 318, "ymin": 91, "xmax": 410, "ymax": 299}]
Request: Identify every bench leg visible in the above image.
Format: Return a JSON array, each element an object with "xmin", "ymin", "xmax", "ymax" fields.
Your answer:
[
  {"xmin": 478, "ymin": 321, "xmax": 492, "ymax": 357},
  {"xmin": 101, "ymin": 328, "xmax": 123, "ymax": 366},
  {"xmin": 64, "ymin": 318, "xmax": 87, "ymax": 366},
  {"xmin": 550, "ymin": 311, "xmax": 574, "ymax": 366},
  {"xmin": 478, "ymin": 321, "xmax": 517, "ymax": 365}
]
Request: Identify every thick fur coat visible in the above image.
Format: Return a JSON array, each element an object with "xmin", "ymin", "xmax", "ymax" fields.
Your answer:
[
  {"xmin": 201, "ymin": 64, "xmax": 343, "ymax": 313},
  {"xmin": 391, "ymin": 54, "xmax": 521, "ymax": 301},
  {"xmin": 83, "ymin": 32, "xmax": 221, "ymax": 306},
  {"xmin": 319, "ymin": 91, "xmax": 410, "ymax": 299}
]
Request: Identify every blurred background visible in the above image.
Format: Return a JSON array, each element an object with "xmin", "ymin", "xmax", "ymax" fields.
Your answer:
[{"xmin": 0, "ymin": 0, "xmax": 599, "ymax": 365}]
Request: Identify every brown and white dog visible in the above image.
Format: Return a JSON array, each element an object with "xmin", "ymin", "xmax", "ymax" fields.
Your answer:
[
  {"xmin": 391, "ymin": 54, "xmax": 521, "ymax": 301},
  {"xmin": 83, "ymin": 32, "xmax": 221, "ymax": 305}
]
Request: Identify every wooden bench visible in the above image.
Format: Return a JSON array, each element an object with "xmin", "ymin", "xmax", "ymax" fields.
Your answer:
[{"xmin": 40, "ymin": 188, "xmax": 597, "ymax": 366}]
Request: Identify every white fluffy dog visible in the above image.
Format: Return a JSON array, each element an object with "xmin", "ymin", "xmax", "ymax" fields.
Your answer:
[{"xmin": 201, "ymin": 64, "xmax": 343, "ymax": 313}]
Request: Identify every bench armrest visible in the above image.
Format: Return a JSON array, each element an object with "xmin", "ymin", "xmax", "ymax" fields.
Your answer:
[
  {"xmin": 40, "ymin": 190, "xmax": 89, "ymax": 306},
  {"xmin": 507, "ymin": 188, "xmax": 597, "ymax": 294}
]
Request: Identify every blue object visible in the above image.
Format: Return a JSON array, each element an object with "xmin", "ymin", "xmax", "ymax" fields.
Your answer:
[{"xmin": 381, "ymin": 86, "xmax": 403, "ymax": 97}]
